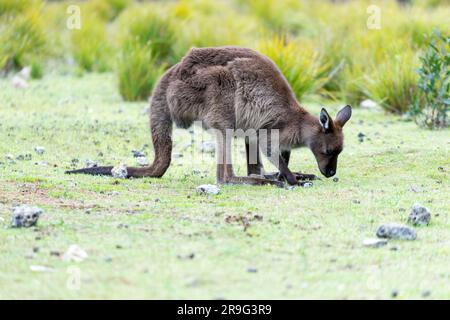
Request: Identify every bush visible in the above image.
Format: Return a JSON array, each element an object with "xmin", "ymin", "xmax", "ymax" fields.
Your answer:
[
  {"xmin": 85, "ymin": 0, "xmax": 131, "ymax": 22},
  {"xmin": 70, "ymin": 14, "xmax": 111, "ymax": 72},
  {"xmin": 117, "ymin": 39, "xmax": 165, "ymax": 101},
  {"xmin": 0, "ymin": 6, "xmax": 46, "ymax": 72},
  {"xmin": 258, "ymin": 36, "xmax": 329, "ymax": 100},
  {"xmin": 117, "ymin": 6, "xmax": 175, "ymax": 63},
  {"xmin": 364, "ymin": 49, "xmax": 418, "ymax": 113},
  {"xmin": 410, "ymin": 31, "xmax": 449, "ymax": 129}
]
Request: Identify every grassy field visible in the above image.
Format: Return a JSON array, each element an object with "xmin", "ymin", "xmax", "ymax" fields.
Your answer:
[{"xmin": 0, "ymin": 72, "xmax": 449, "ymax": 299}]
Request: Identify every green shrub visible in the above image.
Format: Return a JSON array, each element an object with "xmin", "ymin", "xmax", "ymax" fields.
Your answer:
[
  {"xmin": 117, "ymin": 39, "xmax": 165, "ymax": 101},
  {"xmin": 85, "ymin": 0, "xmax": 131, "ymax": 21},
  {"xmin": 117, "ymin": 6, "xmax": 175, "ymax": 63},
  {"xmin": 410, "ymin": 31, "xmax": 449, "ymax": 129},
  {"xmin": 0, "ymin": 0, "xmax": 30, "ymax": 17},
  {"xmin": 0, "ymin": 7, "xmax": 47, "ymax": 72},
  {"xmin": 259, "ymin": 36, "xmax": 329, "ymax": 100},
  {"xmin": 364, "ymin": 49, "xmax": 418, "ymax": 113},
  {"xmin": 70, "ymin": 14, "xmax": 111, "ymax": 72}
]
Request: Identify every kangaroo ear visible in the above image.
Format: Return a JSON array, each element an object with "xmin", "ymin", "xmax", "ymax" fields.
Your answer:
[
  {"xmin": 335, "ymin": 105, "xmax": 352, "ymax": 127},
  {"xmin": 319, "ymin": 108, "xmax": 332, "ymax": 132}
]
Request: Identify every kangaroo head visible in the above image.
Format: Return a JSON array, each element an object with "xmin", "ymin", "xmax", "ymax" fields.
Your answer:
[{"xmin": 309, "ymin": 105, "xmax": 352, "ymax": 178}]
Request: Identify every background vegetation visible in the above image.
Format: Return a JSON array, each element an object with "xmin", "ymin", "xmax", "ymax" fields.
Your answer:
[{"xmin": 0, "ymin": 0, "xmax": 448, "ymax": 125}]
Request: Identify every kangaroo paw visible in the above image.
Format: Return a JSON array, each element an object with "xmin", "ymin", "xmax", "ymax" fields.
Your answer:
[
  {"xmin": 221, "ymin": 176, "xmax": 285, "ymax": 187},
  {"xmin": 292, "ymin": 172, "xmax": 320, "ymax": 181}
]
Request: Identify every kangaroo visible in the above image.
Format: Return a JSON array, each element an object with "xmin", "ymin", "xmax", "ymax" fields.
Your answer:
[{"xmin": 66, "ymin": 47, "xmax": 352, "ymax": 186}]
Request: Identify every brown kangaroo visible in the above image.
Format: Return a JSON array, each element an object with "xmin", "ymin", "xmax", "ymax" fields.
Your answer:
[{"xmin": 66, "ymin": 47, "xmax": 352, "ymax": 186}]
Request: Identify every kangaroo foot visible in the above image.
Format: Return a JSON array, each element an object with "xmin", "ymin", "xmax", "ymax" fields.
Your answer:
[
  {"xmin": 221, "ymin": 176, "xmax": 285, "ymax": 188},
  {"xmin": 263, "ymin": 172, "xmax": 319, "ymax": 181}
]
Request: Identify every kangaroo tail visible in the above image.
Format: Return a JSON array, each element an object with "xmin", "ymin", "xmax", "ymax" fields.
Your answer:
[
  {"xmin": 66, "ymin": 166, "xmax": 114, "ymax": 176},
  {"xmin": 65, "ymin": 68, "xmax": 173, "ymax": 179}
]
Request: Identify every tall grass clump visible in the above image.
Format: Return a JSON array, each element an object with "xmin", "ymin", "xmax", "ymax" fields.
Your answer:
[
  {"xmin": 70, "ymin": 14, "xmax": 112, "ymax": 73},
  {"xmin": 0, "ymin": 2, "xmax": 47, "ymax": 73},
  {"xmin": 117, "ymin": 6, "xmax": 175, "ymax": 63},
  {"xmin": 364, "ymin": 46, "xmax": 418, "ymax": 113},
  {"xmin": 117, "ymin": 39, "xmax": 165, "ymax": 101},
  {"xmin": 116, "ymin": 6, "xmax": 175, "ymax": 101},
  {"xmin": 85, "ymin": 0, "xmax": 131, "ymax": 21},
  {"xmin": 258, "ymin": 37, "xmax": 329, "ymax": 100},
  {"xmin": 410, "ymin": 31, "xmax": 449, "ymax": 129}
]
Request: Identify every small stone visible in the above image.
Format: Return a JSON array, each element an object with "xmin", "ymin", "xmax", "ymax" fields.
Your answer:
[
  {"xmin": 302, "ymin": 181, "xmax": 313, "ymax": 188},
  {"xmin": 132, "ymin": 150, "xmax": 145, "ymax": 158},
  {"xmin": 408, "ymin": 204, "xmax": 431, "ymax": 226},
  {"xmin": 18, "ymin": 66, "xmax": 31, "ymax": 80},
  {"xmin": 391, "ymin": 290, "xmax": 399, "ymax": 298},
  {"xmin": 62, "ymin": 245, "xmax": 88, "ymax": 262},
  {"xmin": 34, "ymin": 146, "xmax": 45, "ymax": 155},
  {"xmin": 363, "ymin": 238, "xmax": 388, "ymax": 248},
  {"xmin": 11, "ymin": 205, "xmax": 43, "ymax": 228},
  {"xmin": 247, "ymin": 267, "xmax": 258, "ymax": 273},
  {"xmin": 12, "ymin": 75, "xmax": 28, "ymax": 89},
  {"xmin": 136, "ymin": 156, "xmax": 149, "ymax": 166},
  {"xmin": 357, "ymin": 132, "xmax": 366, "ymax": 142},
  {"xmin": 422, "ymin": 290, "xmax": 431, "ymax": 298},
  {"xmin": 333, "ymin": 177, "xmax": 339, "ymax": 182},
  {"xmin": 360, "ymin": 99, "xmax": 379, "ymax": 110},
  {"xmin": 30, "ymin": 265, "xmax": 54, "ymax": 273},
  {"xmin": 196, "ymin": 184, "xmax": 220, "ymax": 195},
  {"xmin": 85, "ymin": 159, "xmax": 98, "ymax": 168},
  {"xmin": 173, "ymin": 153, "xmax": 183, "ymax": 159},
  {"xmin": 200, "ymin": 141, "xmax": 216, "ymax": 154},
  {"xmin": 111, "ymin": 164, "xmax": 128, "ymax": 179},
  {"xmin": 376, "ymin": 223, "xmax": 417, "ymax": 241}
]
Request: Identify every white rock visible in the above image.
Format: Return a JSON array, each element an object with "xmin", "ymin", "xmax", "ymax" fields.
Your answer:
[
  {"xmin": 12, "ymin": 75, "xmax": 28, "ymax": 89},
  {"xmin": 136, "ymin": 156, "xmax": 149, "ymax": 166},
  {"xmin": 18, "ymin": 66, "xmax": 31, "ymax": 80},
  {"xmin": 363, "ymin": 238, "xmax": 388, "ymax": 248},
  {"xmin": 30, "ymin": 265, "xmax": 54, "ymax": 273},
  {"xmin": 302, "ymin": 181, "xmax": 313, "ymax": 188},
  {"xmin": 85, "ymin": 159, "xmax": 98, "ymax": 168},
  {"xmin": 196, "ymin": 184, "xmax": 220, "ymax": 195},
  {"xmin": 62, "ymin": 245, "xmax": 88, "ymax": 262},
  {"xmin": 408, "ymin": 203, "xmax": 431, "ymax": 226},
  {"xmin": 111, "ymin": 164, "xmax": 128, "ymax": 179},
  {"xmin": 360, "ymin": 99, "xmax": 378, "ymax": 109},
  {"xmin": 34, "ymin": 146, "xmax": 45, "ymax": 155},
  {"xmin": 200, "ymin": 141, "xmax": 216, "ymax": 154},
  {"xmin": 11, "ymin": 205, "xmax": 43, "ymax": 228}
]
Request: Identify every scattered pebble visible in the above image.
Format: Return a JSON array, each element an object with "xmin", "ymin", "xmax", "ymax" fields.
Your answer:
[
  {"xmin": 200, "ymin": 141, "xmax": 216, "ymax": 154},
  {"xmin": 196, "ymin": 184, "xmax": 220, "ymax": 195},
  {"xmin": 11, "ymin": 205, "xmax": 43, "ymax": 228},
  {"xmin": 302, "ymin": 181, "xmax": 313, "ymax": 188},
  {"xmin": 16, "ymin": 154, "xmax": 32, "ymax": 161},
  {"xmin": 136, "ymin": 156, "xmax": 149, "ymax": 166},
  {"xmin": 12, "ymin": 75, "xmax": 28, "ymax": 89},
  {"xmin": 62, "ymin": 245, "xmax": 88, "ymax": 262},
  {"xmin": 111, "ymin": 164, "xmax": 128, "ymax": 179},
  {"xmin": 333, "ymin": 177, "xmax": 339, "ymax": 182},
  {"xmin": 357, "ymin": 132, "xmax": 366, "ymax": 142},
  {"xmin": 33, "ymin": 146, "xmax": 45, "ymax": 155},
  {"xmin": 18, "ymin": 66, "xmax": 31, "ymax": 80},
  {"xmin": 360, "ymin": 99, "xmax": 378, "ymax": 110},
  {"xmin": 85, "ymin": 159, "xmax": 98, "ymax": 168},
  {"xmin": 30, "ymin": 265, "xmax": 54, "ymax": 273},
  {"xmin": 132, "ymin": 150, "xmax": 145, "ymax": 158},
  {"xmin": 363, "ymin": 238, "xmax": 388, "ymax": 248},
  {"xmin": 247, "ymin": 267, "xmax": 258, "ymax": 273},
  {"xmin": 376, "ymin": 223, "xmax": 417, "ymax": 241},
  {"xmin": 173, "ymin": 153, "xmax": 183, "ymax": 159},
  {"xmin": 408, "ymin": 204, "xmax": 431, "ymax": 226}
]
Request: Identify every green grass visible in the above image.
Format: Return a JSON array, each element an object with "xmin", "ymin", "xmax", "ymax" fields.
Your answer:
[{"xmin": 0, "ymin": 73, "xmax": 449, "ymax": 299}]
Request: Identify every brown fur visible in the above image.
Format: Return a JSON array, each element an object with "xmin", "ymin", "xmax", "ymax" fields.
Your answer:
[{"xmin": 66, "ymin": 46, "xmax": 352, "ymax": 186}]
